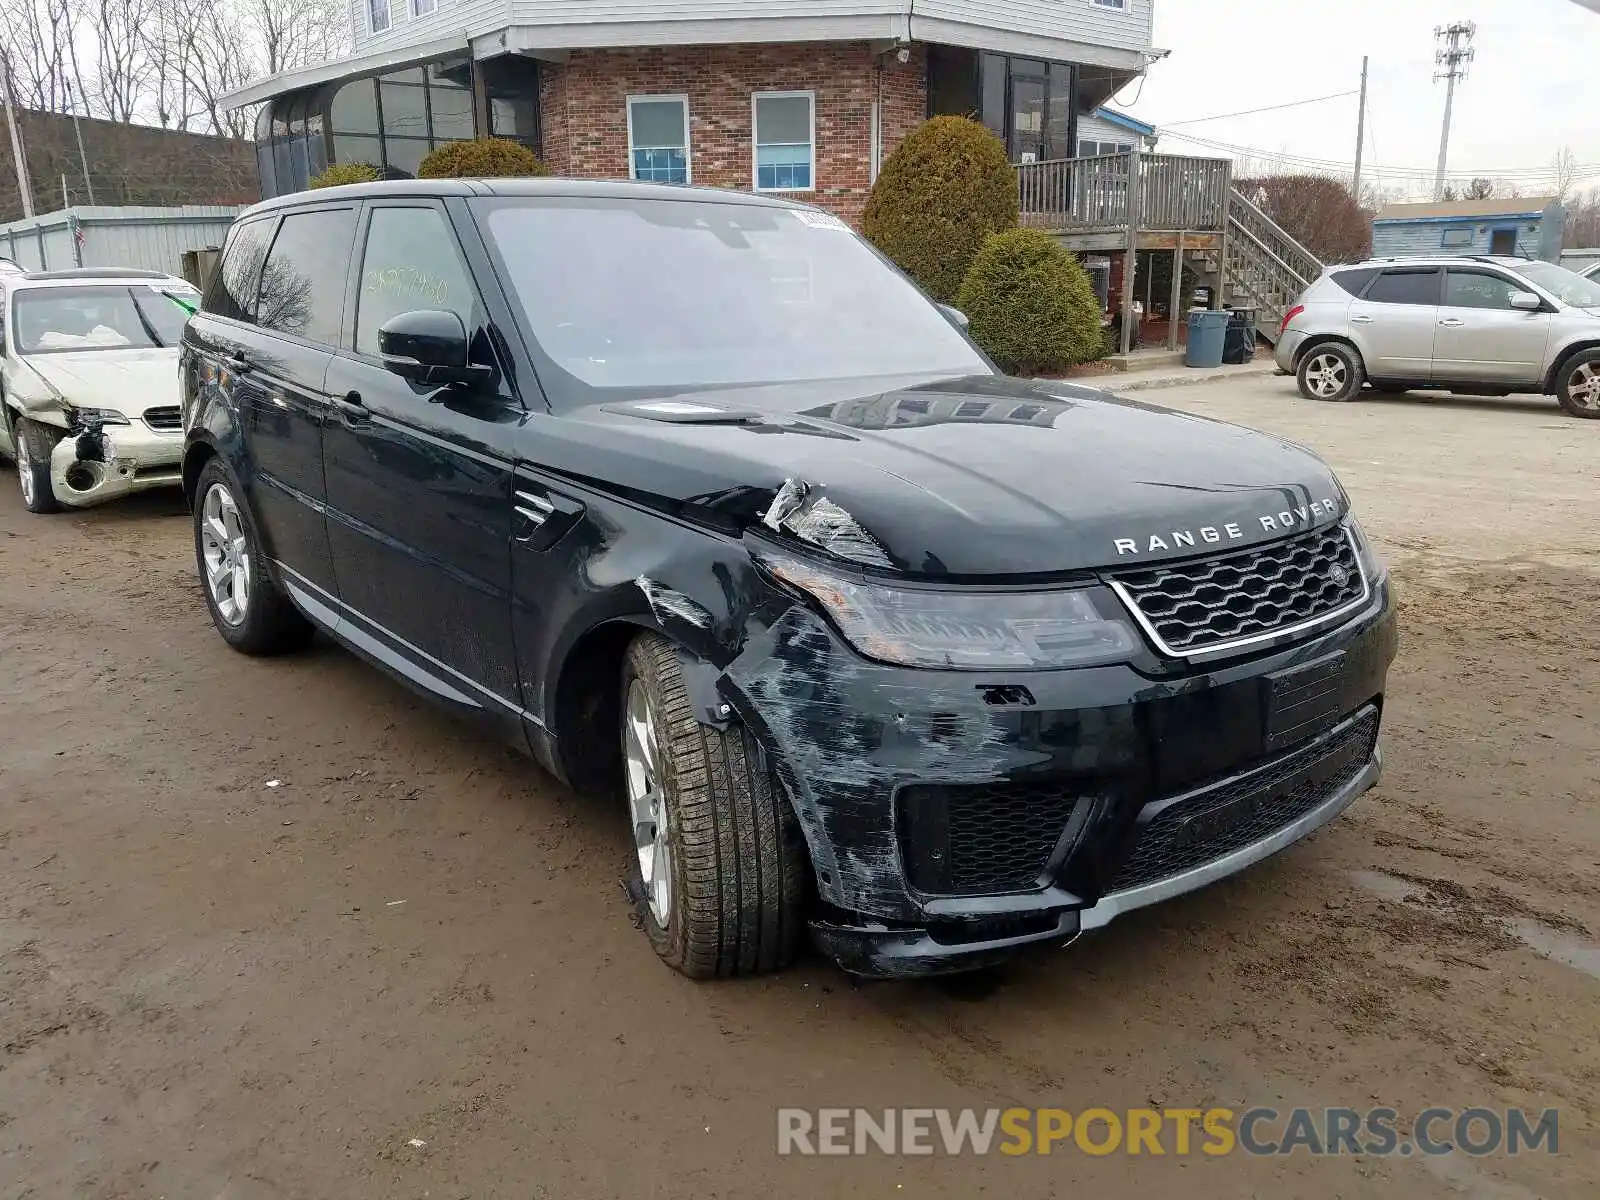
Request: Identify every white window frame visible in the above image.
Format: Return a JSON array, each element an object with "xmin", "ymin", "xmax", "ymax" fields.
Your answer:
[
  {"xmin": 626, "ymin": 94, "xmax": 692, "ymax": 185},
  {"xmin": 369, "ymin": 0, "xmax": 391, "ymax": 34},
  {"xmin": 1091, "ymin": 0, "xmax": 1129, "ymax": 10},
  {"xmin": 752, "ymin": 90, "xmax": 816, "ymax": 194},
  {"xmin": 411, "ymin": 0, "xmax": 437, "ymax": 15}
]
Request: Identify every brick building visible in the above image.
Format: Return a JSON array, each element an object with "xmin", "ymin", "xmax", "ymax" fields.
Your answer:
[{"xmin": 225, "ymin": 1, "xmax": 1158, "ymax": 227}]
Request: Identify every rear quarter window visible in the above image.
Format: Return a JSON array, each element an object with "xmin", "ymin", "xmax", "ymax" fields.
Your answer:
[{"xmin": 1330, "ymin": 267, "xmax": 1380, "ymax": 296}]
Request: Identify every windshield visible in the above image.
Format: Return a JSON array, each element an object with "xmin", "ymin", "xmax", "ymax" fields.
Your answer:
[
  {"xmin": 476, "ymin": 197, "xmax": 989, "ymax": 395},
  {"xmin": 11, "ymin": 283, "xmax": 199, "ymax": 355},
  {"xmin": 1511, "ymin": 261, "xmax": 1600, "ymax": 308}
]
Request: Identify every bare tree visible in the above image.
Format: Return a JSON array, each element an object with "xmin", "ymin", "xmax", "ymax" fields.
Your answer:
[
  {"xmin": 0, "ymin": 0, "xmax": 76, "ymax": 113},
  {"xmin": 1552, "ymin": 146, "xmax": 1579, "ymax": 200},
  {"xmin": 1465, "ymin": 176, "xmax": 1495, "ymax": 200}
]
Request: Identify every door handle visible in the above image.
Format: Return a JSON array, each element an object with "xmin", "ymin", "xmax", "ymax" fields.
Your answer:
[
  {"xmin": 331, "ymin": 391, "xmax": 369, "ymax": 424},
  {"xmin": 1350, "ymin": 315, "xmax": 1373, "ymax": 324},
  {"xmin": 225, "ymin": 351, "xmax": 253, "ymax": 374},
  {"xmin": 1437, "ymin": 318, "xmax": 1465, "ymax": 327}
]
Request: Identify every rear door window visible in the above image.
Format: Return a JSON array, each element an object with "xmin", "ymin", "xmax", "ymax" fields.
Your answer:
[
  {"xmin": 205, "ymin": 218, "xmax": 275, "ymax": 324},
  {"xmin": 255, "ymin": 208, "xmax": 358, "ymax": 346},
  {"xmin": 1364, "ymin": 269, "xmax": 1441, "ymax": 306}
]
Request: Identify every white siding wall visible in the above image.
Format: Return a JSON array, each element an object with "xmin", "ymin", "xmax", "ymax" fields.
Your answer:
[
  {"xmin": 352, "ymin": 0, "xmax": 1153, "ymax": 55},
  {"xmin": 352, "ymin": 0, "xmax": 512, "ymax": 54},
  {"xmin": 1075, "ymin": 113, "xmax": 1134, "ymax": 151},
  {"xmin": 0, "ymin": 207, "xmax": 243, "ymax": 275},
  {"xmin": 914, "ymin": 0, "xmax": 1152, "ymax": 53}
]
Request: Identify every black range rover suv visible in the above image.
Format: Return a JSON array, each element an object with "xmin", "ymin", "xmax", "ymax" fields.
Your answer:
[{"xmin": 180, "ymin": 180, "xmax": 1398, "ymax": 979}]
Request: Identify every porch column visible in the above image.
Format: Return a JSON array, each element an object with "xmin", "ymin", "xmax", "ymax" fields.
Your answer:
[
  {"xmin": 1168, "ymin": 234, "xmax": 1184, "ymax": 352},
  {"xmin": 1120, "ymin": 150, "xmax": 1141, "ymax": 356}
]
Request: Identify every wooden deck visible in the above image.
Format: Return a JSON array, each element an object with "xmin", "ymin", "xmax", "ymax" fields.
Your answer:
[{"xmin": 1017, "ymin": 151, "xmax": 1231, "ymax": 248}]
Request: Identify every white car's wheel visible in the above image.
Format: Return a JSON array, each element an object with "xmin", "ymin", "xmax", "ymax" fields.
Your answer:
[{"xmin": 14, "ymin": 418, "xmax": 61, "ymax": 514}]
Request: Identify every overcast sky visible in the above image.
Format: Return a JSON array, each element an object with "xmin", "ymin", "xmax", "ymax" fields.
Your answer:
[{"xmin": 1115, "ymin": 0, "xmax": 1600, "ymax": 196}]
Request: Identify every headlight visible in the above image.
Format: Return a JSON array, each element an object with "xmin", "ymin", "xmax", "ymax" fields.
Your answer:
[
  {"xmin": 67, "ymin": 406, "xmax": 131, "ymax": 427},
  {"xmin": 761, "ymin": 549, "xmax": 1138, "ymax": 670},
  {"xmin": 1347, "ymin": 515, "xmax": 1386, "ymax": 580}
]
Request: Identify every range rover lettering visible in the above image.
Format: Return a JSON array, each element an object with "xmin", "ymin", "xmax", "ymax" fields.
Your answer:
[{"xmin": 179, "ymin": 180, "xmax": 1398, "ymax": 979}]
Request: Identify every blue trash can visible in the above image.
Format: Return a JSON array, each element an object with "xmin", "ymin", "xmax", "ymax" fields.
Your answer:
[{"xmin": 1185, "ymin": 309, "xmax": 1230, "ymax": 368}]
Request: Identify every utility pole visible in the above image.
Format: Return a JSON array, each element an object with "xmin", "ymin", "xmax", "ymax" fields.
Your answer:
[
  {"xmin": 64, "ymin": 80, "xmax": 94, "ymax": 206},
  {"xmin": 1432, "ymin": 21, "xmax": 1476, "ymax": 200},
  {"xmin": 0, "ymin": 51, "xmax": 35, "ymax": 219},
  {"xmin": 1352, "ymin": 56, "xmax": 1369, "ymax": 200}
]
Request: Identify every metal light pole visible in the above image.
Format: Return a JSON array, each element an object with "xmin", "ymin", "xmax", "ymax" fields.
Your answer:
[
  {"xmin": 1352, "ymin": 56, "xmax": 1369, "ymax": 200},
  {"xmin": 1432, "ymin": 22, "xmax": 1476, "ymax": 201}
]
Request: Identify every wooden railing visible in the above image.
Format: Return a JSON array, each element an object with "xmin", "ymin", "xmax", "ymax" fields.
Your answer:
[
  {"xmin": 1017, "ymin": 152, "xmax": 1231, "ymax": 232},
  {"xmin": 1223, "ymin": 188, "xmax": 1325, "ymax": 342}
]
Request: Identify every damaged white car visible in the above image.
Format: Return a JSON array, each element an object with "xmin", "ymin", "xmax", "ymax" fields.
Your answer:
[{"xmin": 0, "ymin": 268, "xmax": 199, "ymax": 513}]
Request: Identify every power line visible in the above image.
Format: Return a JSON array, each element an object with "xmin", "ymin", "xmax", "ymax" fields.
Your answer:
[{"xmin": 1161, "ymin": 90, "xmax": 1360, "ymax": 128}]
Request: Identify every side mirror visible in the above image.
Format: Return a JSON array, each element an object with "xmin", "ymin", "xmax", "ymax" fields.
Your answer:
[
  {"xmin": 938, "ymin": 303, "xmax": 971, "ymax": 331},
  {"xmin": 1509, "ymin": 291, "xmax": 1543, "ymax": 312},
  {"xmin": 378, "ymin": 310, "xmax": 494, "ymax": 388}
]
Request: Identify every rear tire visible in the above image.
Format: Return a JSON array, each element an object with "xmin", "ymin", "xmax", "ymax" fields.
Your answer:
[
  {"xmin": 14, "ymin": 418, "xmax": 61, "ymax": 514},
  {"xmin": 622, "ymin": 633, "xmax": 807, "ymax": 978},
  {"xmin": 1297, "ymin": 343, "xmax": 1365, "ymax": 402},
  {"xmin": 1554, "ymin": 348, "xmax": 1600, "ymax": 419},
  {"xmin": 193, "ymin": 457, "xmax": 314, "ymax": 654}
]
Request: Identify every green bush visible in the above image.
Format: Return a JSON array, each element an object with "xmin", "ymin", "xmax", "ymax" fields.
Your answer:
[
  {"xmin": 308, "ymin": 162, "xmax": 380, "ymax": 189},
  {"xmin": 957, "ymin": 229, "xmax": 1105, "ymax": 375},
  {"xmin": 862, "ymin": 116, "xmax": 1018, "ymax": 303},
  {"xmin": 417, "ymin": 138, "xmax": 550, "ymax": 179}
]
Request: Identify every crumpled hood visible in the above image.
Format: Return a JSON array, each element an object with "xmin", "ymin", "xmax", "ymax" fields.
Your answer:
[
  {"xmin": 533, "ymin": 374, "xmax": 1350, "ymax": 578},
  {"xmin": 22, "ymin": 348, "xmax": 179, "ymax": 417}
]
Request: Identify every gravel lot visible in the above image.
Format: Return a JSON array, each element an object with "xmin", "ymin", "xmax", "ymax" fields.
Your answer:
[{"xmin": 1, "ymin": 378, "xmax": 1596, "ymax": 1199}]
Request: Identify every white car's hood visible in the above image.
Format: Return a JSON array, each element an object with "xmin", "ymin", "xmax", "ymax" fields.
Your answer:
[{"xmin": 23, "ymin": 348, "xmax": 178, "ymax": 416}]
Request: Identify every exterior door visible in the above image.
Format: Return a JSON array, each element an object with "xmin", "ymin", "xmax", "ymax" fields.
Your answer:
[
  {"xmin": 1348, "ymin": 267, "xmax": 1441, "ymax": 379},
  {"xmin": 240, "ymin": 205, "xmax": 357, "ymax": 593},
  {"xmin": 1434, "ymin": 268, "xmax": 1552, "ymax": 385},
  {"xmin": 1490, "ymin": 228, "xmax": 1518, "ymax": 256},
  {"xmin": 322, "ymin": 200, "xmax": 524, "ymax": 717}
]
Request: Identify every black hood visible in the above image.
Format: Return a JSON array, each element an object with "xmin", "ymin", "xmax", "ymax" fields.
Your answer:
[{"xmin": 522, "ymin": 375, "xmax": 1348, "ymax": 579}]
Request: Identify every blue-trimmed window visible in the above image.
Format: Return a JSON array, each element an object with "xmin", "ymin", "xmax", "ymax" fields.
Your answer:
[
  {"xmin": 628, "ymin": 96, "xmax": 690, "ymax": 184},
  {"xmin": 754, "ymin": 92, "xmax": 814, "ymax": 192}
]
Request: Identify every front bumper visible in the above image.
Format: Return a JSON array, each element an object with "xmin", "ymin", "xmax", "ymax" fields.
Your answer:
[
  {"xmin": 722, "ymin": 576, "xmax": 1398, "ymax": 979},
  {"xmin": 49, "ymin": 421, "xmax": 183, "ymax": 508}
]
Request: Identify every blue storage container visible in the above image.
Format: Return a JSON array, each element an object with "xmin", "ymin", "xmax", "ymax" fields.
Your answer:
[{"xmin": 1185, "ymin": 309, "xmax": 1230, "ymax": 368}]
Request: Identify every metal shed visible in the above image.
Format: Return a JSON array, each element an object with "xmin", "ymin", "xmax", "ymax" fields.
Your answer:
[{"xmin": 0, "ymin": 206, "xmax": 243, "ymax": 277}]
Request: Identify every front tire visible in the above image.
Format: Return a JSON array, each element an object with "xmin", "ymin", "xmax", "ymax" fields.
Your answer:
[
  {"xmin": 1297, "ymin": 343, "xmax": 1365, "ymax": 402},
  {"xmin": 1554, "ymin": 349, "xmax": 1600, "ymax": 419},
  {"xmin": 622, "ymin": 633, "xmax": 807, "ymax": 978},
  {"xmin": 193, "ymin": 458, "xmax": 314, "ymax": 654},
  {"xmin": 14, "ymin": 418, "xmax": 61, "ymax": 514}
]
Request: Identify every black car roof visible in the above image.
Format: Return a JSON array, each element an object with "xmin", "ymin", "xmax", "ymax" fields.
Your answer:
[{"xmin": 238, "ymin": 176, "xmax": 817, "ymax": 220}]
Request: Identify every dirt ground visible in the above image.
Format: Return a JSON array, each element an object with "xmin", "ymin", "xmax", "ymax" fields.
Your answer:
[{"xmin": 2, "ymin": 379, "xmax": 1597, "ymax": 1199}]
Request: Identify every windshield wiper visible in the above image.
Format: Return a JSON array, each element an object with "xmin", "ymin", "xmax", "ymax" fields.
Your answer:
[{"xmin": 130, "ymin": 291, "xmax": 168, "ymax": 348}]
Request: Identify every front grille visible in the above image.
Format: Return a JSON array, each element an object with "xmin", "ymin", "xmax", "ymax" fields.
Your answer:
[
  {"xmin": 899, "ymin": 781, "xmax": 1091, "ymax": 896},
  {"xmin": 1110, "ymin": 709, "xmax": 1379, "ymax": 894},
  {"xmin": 1111, "ymin": 525, "xmax": 1366, "ymax": 656},
  {"xmin": 143, "ymin": 405, "xmax": 181, "ymax": 431}
]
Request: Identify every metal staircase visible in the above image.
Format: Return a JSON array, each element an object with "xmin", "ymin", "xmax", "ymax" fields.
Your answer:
[{"xmin": 1219, "ymin": 190, "xmax": 1325, "ymax": 344}]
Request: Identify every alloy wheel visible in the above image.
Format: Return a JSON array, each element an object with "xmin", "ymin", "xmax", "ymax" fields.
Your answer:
[
  {"xmin": 623, "ymin": 677, "xmax": 673, "ymax": 928},
  {"xmin": 200, "ymin": 482, "xmax": 252, "ymax": 626},
  {"xmin": 15, "ymin": 428, "xmax": 34, "ymax": 507},
  {"xmin": 1304, "ymin": 352, "xmax": 1348, "ymax": 399},
  {"xmin": 1567, "ymin": 362, "xmax": 1600, "ymax": 412}
]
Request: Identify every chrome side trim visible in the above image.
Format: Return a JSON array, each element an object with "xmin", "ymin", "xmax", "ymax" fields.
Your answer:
[
  {"xmin": 515, "ymin": 488, "xmax": 555, "ymax": 527},
  {"xmin": 1109, "ymin": 525, "xmax": 1372, "ymax": 662}
]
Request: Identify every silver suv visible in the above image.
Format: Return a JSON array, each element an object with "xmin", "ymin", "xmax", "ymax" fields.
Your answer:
[{"xmin": 1275, "ymin": 255, "xmax": 1600, "ymax": 419}]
